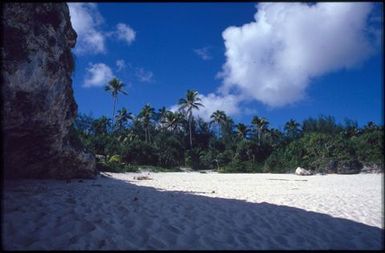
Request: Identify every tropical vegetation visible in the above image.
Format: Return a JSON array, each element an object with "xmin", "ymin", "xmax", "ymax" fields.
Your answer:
[{"xmin": 72, "ymin": 79, "xmax": 384, "ymax": 174}]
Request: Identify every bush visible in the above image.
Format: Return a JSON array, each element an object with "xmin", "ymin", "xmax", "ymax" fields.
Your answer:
[
  {"xmin": 335, "ymin": 159, "xmax": 362, "ymax": 174},
  {"xmin": 96, "ymin": 160, "xmax": 138, "ymax": 173},
  {"xmin": 155, "ymin": 135, "xmax": 184, "ymax": 168},
  {"xmin": 264, "ymin": 132, "xmax": 362, "ymax": 173},
  {"xmin": 109, "ymin": 154, "xmax": 121, "ymax": 163},
  {"xmin": 122, "ymin": 140, "xmax": 158, "ymax": 165},
  {"xmin": 220, "ymin": 160, "xmax": 264, "ymax": 173},
  {"xmin": 185, "ymin": 148, "xmax": 210, "ymax": 170},
  {"xmin": 351, "ymin": 129, "xmax": 384, "ymax": 167}
]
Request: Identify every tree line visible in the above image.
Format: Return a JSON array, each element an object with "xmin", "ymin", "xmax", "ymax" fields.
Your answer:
[{"xmin": 70, "ymin": 78, "xmax": 384, "ymax": 174}]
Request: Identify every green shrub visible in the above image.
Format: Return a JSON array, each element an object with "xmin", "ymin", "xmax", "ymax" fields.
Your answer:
[
  {"xmin": 220, "ymin": 160, "xmax": 264, "ymax": 173},
  {"xmin": 351, "ymin": 129, "xmax": 384, "ymax": 167},
  {"xmin": 109, "ymin": 154, "xmax": 121, "ymax": 163},
  {"xmin": 96, "ymin": 159, "xmax": 139, "ymax": 173},
  {"xmin": 185, "ymin": 148, "xmax": 210, "ymax": 170},
  {"xmin": 122, "ymin": 140, "xmax": 159, "ymax": 165}
]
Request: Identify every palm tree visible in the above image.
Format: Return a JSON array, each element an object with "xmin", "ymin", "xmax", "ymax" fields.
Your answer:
[
  {"xmin": 364, "ymin": 121, "xmax": 378, "ymax": 131},
  {"xmin": 138, "ymin": 104, "xmax": 155, "ymax": 143},
  {"xmin": 104, "ymin": 78, "xmax": 128, "ymax": 119},
  {"xmin": 235, "ymin": 123, "xmax": 249, "ymax": 139},
  {"xmin": 178, "ymin": 90, "xmax": 204, "ymax": 149},
  {"xmin": 163, "ymin": 111, "xmax": 185, "ymax": 132},
  {"xmin": 157, "ymin": 106, "xmax": 168, "ymax": 129},
  {"xmin": 92, "ymin": 116, "xmax": 110, "ymax": 136},
  {"xmin": 252, "ymin": 116, "xmax": 269, "ymax": 145},
  {"xmin": 284, "ymin": 119, "xmax": 301, "ymax": 140},
  {"xmin": 115, "ymin": 107, "xmax": 133, "ymax": 132},
  {"xmin": 210, "ymin": 110, "xmax": 227, "ymax": 138}
]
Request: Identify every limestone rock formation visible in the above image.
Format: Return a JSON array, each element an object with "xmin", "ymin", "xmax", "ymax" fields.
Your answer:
[{"xmin": 2, "ymin": 3, "xmax": 96, "ymax": 179}]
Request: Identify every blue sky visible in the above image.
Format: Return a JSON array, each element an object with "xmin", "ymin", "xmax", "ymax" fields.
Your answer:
[{"xmin": 68, "ymin": 2, "xmax": 383, "ymax": 130}]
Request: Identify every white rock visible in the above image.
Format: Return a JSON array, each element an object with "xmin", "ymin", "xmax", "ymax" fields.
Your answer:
[{"xmin": 295, "ymin": 167, "xmax": 313, "ymax": 176}]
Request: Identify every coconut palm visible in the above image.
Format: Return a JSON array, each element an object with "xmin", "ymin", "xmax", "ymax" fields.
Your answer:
[
  {"xmin": 364, "ymin": 121, "xmax": 378, "ymax": 131},
  {"xmin": 163, "ymin": 111, "xmax": 185, "ymax": 132},
  {"xmin": 252, "ymin": 116, "xmax": 269, "ymax": 145},
  {"xmin": 266, "ymin": 128, "xmax": 283, "ymax": 148},
  {"xmin": 92, "ymin": 116, "xmax": 110, "ymax": 136},
  {"xmin": 178, "ymin": 90, "xmax": 204, "ymax": 149},
  {"xmin": 210, "ymin": 110, "xmax": 227, "ymax": 138},
  {"xmin": 235, "ymin": 123, "xmax": 249, "ymax": 139},
  {"xmin": 104, "ymin": 78, "xmax": 128, "ymax": 119},
  {"xmin": 138, "ymin": 104, "xmax": 155, "ymax": 143},
  {"xmin": 157, "ymin": 106, "xmax": 168, "ymax": 129},
  {"xmin": 284, "ymin": 119, "xmax": 301, "ymax": 140},
  {"xmin": 114, "ymin": 107, "xmax": 133, "ymax": 132}
]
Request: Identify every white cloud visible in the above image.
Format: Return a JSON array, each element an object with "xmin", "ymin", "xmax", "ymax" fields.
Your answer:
[
  {"xmin": 83, "ymin": 63, "xmax": 114, "ymax": 87},
  {"xmin": 218, "ymin": 2, "xmax": 378, "ymax": 107},
  {"xmin": 114, "ymin": 23, "xmax": 136, "ymax": 45},
  {"xmin": 195, "ymin": 93, "xmax": 241, "ymax": 121},
  {"xmin": 169, "ymin": 93, "xmax": 241, "ymax": 121},
  {"xmin": 194, "ymin": 47, "xmax": 212, "ymax": 60},
  {"xmin": 135, "ymin": 68, "xmax": 154, "ymax": 83},
  {"xmin": 116, "ymin": 59, "xmax": 126, "ymax": 72},
  {"xmin": 68, "ymin": 3, "xmax": 106, "ymax": 54}
]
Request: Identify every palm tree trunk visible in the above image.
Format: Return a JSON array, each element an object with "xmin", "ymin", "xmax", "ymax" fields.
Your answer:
[
  {"xmin": 112, "ymin": 96, "xmax": 117, "ymax": 119},
  {"xmin": 189, "ymin": 115, "xmax": 193, "ymax": 149}
]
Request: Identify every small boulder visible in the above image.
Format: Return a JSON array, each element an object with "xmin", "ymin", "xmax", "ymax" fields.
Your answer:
[{"xmin": 295, "ymin": 167, "xmax": 313, "ymax": 176}]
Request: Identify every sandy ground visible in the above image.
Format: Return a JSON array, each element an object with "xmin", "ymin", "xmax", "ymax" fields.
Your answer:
[{"xmin": 2, "ymin": 172, "xmax": 384, "ymax": 250}]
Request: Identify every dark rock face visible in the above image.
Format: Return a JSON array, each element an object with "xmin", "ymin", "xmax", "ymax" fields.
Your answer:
[{"xmin": 2, "ymin": 3, "xmax": 96, "ymax": 179}]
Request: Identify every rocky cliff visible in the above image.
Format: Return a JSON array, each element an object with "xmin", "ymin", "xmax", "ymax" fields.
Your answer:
[{"xmin": 2, "ymin": 3, "xmax": 96, "ymax": 179}]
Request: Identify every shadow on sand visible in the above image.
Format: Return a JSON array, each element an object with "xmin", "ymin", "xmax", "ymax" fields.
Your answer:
[{"xmin": 2, "ymin": 175, "xmax": 384, "ymax": 250}]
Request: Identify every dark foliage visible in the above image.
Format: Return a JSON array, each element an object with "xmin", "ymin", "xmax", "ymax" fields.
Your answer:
[{"xmin": 74, "ymin": 105, "xmax": 384, "ymax": 174}]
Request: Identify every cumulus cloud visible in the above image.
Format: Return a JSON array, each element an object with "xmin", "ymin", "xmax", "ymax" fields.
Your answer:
[
  {"xmin": 194, "ymin": 93, "xmax": 241, "ymax": 121},
  {"xmin": 69, "ymin": 5, "xmax": 137, "ymax": 54},
  {"xmin": 116, "ymin": 59, "xmax": 126, "ymax": 72},
  {"xmin": 218, "ymin": 2, "xmax": 378, "ymax": 107},
  {"xmin": 68, "ymin": 3, "xmax": 106, "ymax": 54},
  {"xmin": 114, "ymin": 23, "xmax": 136, "ymax": 45},
  {"xmin": 83, "ymin": 63, "xmax": 114, "ymax": 87},
  {"xmin": 135, "ymin": 68, "xmax": 154, "ymax": 83},
  {"xmin": 194, "ymin": 47, "xmax": 212, "ymax": 60},
  {"xmin": 169, "ymin": 93, "xmax": 242, "ymax": 121}
]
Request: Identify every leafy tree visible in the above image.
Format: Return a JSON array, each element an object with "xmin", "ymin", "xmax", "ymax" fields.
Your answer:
[
  {"xmin": 351, "ymin": 128, "xmax": 384, "ymax": 167},
  {"xmin": 302, "ymin": 115, "xmax": 341, "ymax": 135}
]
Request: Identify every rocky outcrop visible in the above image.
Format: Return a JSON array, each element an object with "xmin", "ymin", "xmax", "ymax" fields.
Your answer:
[{"xmin": 2, "ymin": 3, "xmax": 96, "ymax": 179}]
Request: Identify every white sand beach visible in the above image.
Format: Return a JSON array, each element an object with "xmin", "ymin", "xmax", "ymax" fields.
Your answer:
[{"xmin": 2, "ymin": 172, "xmax": 384, "ymax": 250}]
